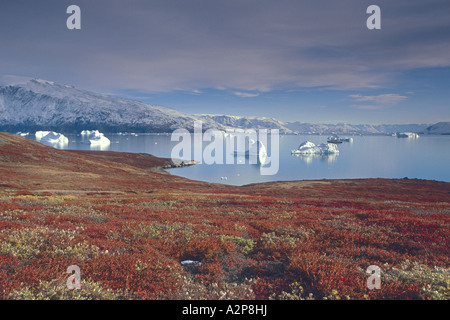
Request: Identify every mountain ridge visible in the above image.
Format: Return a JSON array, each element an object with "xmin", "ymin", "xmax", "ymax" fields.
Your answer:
[
  {"xmin": 0, "ymin": 79, "xmax": 221, "ymax": 133},
  {"xmin": 0, "ymin": 78, "xmax": 440, "ymax": 135}
]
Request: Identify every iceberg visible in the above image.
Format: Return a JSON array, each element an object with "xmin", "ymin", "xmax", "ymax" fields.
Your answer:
[
  {"xmin": 327, "ymin": 135, "xmax": 343, "ymax": 144},
  {"xmin": 396, "ymin": 132, "xmax": 419, "ymax": 138},
  {"xmin": 81, "ymin": 130, "xmax": 111, "ymax": 146},
  {"xmin": 327, "ymin": 135, "xmax": 353, "ymax": 143},
  {"xmin": 35, "ymin": 131, "xmax": 68, "ymax": 147},
  {"xmin": 35, "ymin": 131, "xmax": 51, "ymax": 141},
  {"xmin": 291, "ymin": 141, "xmax": 339, "ymax": 155}
]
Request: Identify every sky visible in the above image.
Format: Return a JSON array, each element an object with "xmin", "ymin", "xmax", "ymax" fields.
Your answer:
[{"xmin": 0, "ymin": 0, "xmax": 449, "ymax": 124}]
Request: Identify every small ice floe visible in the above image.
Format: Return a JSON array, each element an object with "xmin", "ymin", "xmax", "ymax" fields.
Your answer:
[
  {"xmin": 327, "ymin": 135, "xmax": 343, "ymax": 144},
  {"xmin": 396, "ymin": 132, "xmax": 419, "ymax": 138},
  {"xmin": 16, "ymin": 132, "xmax": 29, "ymax": 137},
  {"xmin": 181, "ymin": 260, "xmax": 202, "ymax": 266},
  {"xmin": 291, "ymin": 141, "xmax": 339, "ymax": 155},
  {"xmin": 220, "ymin": 176, "xmax": 228, "ymax": 180},
  {"xmin": 35, "ymin": 131, "xmax": 69, "ymax": 147},
  {"xmin": 327, "ymin": 135, "xmax": 353, "ymax": 143}
]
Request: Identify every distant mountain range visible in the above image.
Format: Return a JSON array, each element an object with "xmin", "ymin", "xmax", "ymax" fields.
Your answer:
[{"xmin": 0, "ymin": 78, "xmax": 447, "ymax": 135}]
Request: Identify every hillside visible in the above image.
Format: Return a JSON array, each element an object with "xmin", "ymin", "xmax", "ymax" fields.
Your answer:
[
  {"xmin": 424, "ymin": 122, "xmax": 450, "ymax": 135},
  {"xmin": 0, "ymin": 79, "xmax": 221, "ymax": 133},
  {"xmin": 0, "ymin": 133, "xmax": 449, "ymax": 300}
]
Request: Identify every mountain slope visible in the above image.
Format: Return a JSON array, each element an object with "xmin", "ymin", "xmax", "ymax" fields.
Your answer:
[
  {"xmin": 424, "ymin": 122, "xmax": 450, "ymax": 135},
  {"xmin": 0, "ymin": 79, "xmax": 220, "ymax": 133}
]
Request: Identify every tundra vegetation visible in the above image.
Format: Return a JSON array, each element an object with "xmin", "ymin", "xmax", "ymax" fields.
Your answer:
[{"xmin": 0, "ymin": 133, "xmax": 448, "ymax": 300}]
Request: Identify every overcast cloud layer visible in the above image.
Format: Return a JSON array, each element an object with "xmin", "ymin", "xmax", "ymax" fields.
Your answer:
[{"xmin": 0, "ymin": 0, "xmax": 449, "ymax": 123}]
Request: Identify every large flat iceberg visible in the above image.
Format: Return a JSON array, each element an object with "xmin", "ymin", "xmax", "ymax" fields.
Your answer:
[{"xmin": 291, "ymin": 141, "xmax": 339, "ymax": 155}]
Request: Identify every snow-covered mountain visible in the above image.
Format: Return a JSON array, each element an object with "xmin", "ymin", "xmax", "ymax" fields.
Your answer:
[
  {"xmin": 285, "ymin": 122, "xmax": 430, "ymax": 135},
  {"xmin": 198, "ymin": 114, "xmax": 293, "ymax": 134},
  {"xmin": 0, "ymin": 78, "xmax": 435, "ymax": 135},
  {"xmin": 0, "ymin": 79, "xmax": 220, "ymax": 133},
  {"xmin": 424, "ymin": 122, "xmax": 450, "ymax": 135}
]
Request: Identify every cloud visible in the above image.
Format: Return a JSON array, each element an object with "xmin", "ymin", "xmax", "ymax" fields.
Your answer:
[
  {"xmin": 233, "ymin": 91, "xmax": 260, "ymax": 98},
  {"xmin": 0, "ymin": 0, "xmax": 449, "ymax": 94},
  {"xmin": 352, "ymin": 105, "xmax": 388, "ymax": 110},
  {"xmin": 349, "ymin": 94, "xmax": 408, "ymax": 104},
  {"xmin": 349, "ymin": 93, "xmax": 408, "ymax": 110}
]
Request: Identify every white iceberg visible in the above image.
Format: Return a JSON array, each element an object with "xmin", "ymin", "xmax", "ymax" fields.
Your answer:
[
  {"xmin": 81, "ymin": 130, "xmax": 111, "ymax": 146},
  {"xmin": 35, "ymin": 131, "xmax": 68, "ymax": 147},
  {"xmin": 396, "ymin": 132, "xmax": 419, "ymax": 138},
  {"xmin": 291, "ymin": 141, "xmax": 339, "ymax": 155},
  {"xmin": 35, "ymin": 131, "xmax": 51, "ymax": 141}
]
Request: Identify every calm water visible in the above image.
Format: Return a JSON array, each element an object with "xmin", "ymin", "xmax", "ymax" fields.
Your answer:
[{"xmin": 27, "ymin": 133, "xmax": 450, "ymax": 186}]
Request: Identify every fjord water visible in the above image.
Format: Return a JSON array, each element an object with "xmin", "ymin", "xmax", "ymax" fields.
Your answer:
[{"xmin": 30, "ymin": 134, "xmax": 450, "ymax": 186}]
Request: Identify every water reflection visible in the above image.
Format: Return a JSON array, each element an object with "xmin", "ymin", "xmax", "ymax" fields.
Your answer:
[
  {"xmin": 89, "ymin": 143, "xmax": 110, "ymax": 151},
  {"xmin": 80, "ymin": 131, "xmax": 111, "ymax": 151},
  {"xmin": 291, "ymin": 153, "xmax": 338, "ymax": 164},
  {"xmin": 232, "ymin": 139, "xmax": 267, "ymax": 166}
]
